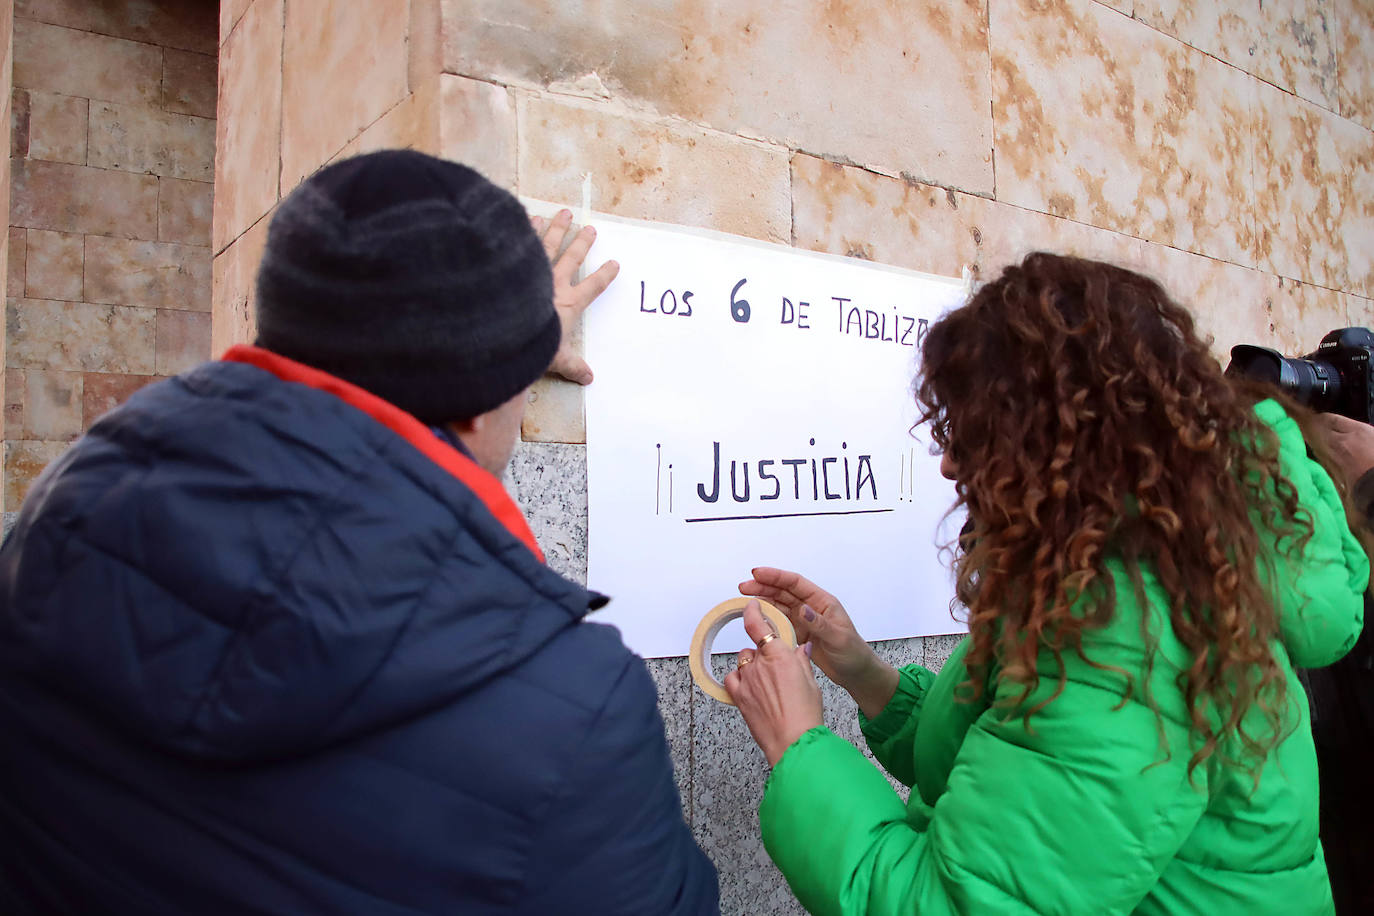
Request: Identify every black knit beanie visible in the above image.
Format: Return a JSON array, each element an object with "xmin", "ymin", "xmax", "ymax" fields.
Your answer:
[{"xmin": 254, "ymin": 149, "xmax": 559, "ymax": 423}]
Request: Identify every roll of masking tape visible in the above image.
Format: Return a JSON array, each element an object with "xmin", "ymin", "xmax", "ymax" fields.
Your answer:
[{"xmin": 689, "ymin": 598, "xmax": 798, "ymax": 705}]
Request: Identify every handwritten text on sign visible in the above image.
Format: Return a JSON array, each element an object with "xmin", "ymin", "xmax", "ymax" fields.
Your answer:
[{"xmin": 577, "ymin": 213, "xmax": 968, "ymax": 658}]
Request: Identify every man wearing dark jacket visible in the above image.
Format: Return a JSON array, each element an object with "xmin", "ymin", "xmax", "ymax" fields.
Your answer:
[{"xmin": 0, "ymin": 150, "xmax": 719, "ymax": 914}]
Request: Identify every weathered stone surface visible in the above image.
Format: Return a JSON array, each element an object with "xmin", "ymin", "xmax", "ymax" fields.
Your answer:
[
  {"xmin": 210, "ymin": 209, "xmax": 270, "ymax": 354},
  {"xmin": 17, "ymin": 0, "xmax": 218, "ymax": 55},
  {"xmin": 446, "ymin": 0, "xmax": 995, "ymax": 194},
  {"xmin": 11, "ymin": 159, "xmax": 159, "ymax": 239},
  {"xmin": 24, "ymin": 229, "xmax": 82, "ymax": 302},
  {"xmin": 158, "ymin": 176, "xmax": 213, "ymax": 246},
  {"xmin": 162, "ymin": 48, "xmax": 218, "ymax": 119},
  {"xmin": 89, "ymin": 102, "xmax": 216, "ymax": 183},
  {"xmin": 1253, "ymin": 80, "xmax": 1373, "ymax": 296},
  {"xmin": 214, "ymin": 0, "xmax": 281, "ymax": 252},
  {"xmin": 10, "ymin": 368, "xmax": 82, "ymax": 441},
  {"xmin": 1338, "ymin": 0, "xmax": 1374, "ymax": 129},
  {"xmin": 26, "ymin": 90, "xmax": 86, "ymax": 165},
  {"xmin": 13, "ymin": 19, "xmax": 161, "ymax": 106},
  {"xmin": 1132, "ymin": 0, "xmax": 1340, "ymax": 112},
  {"xmin": 337, "ymin": 85, "xmax": 440, "ymax": 162},
  {"xmin": 990, "ymin": 0, "xmax": 1259, "ymax": 267},
  {"xmin": 220, "ymin": 0, "xmax": 254, "ymax": 45},
  {"xmin": 521, "ymin": 376, "xmax": 585, "ymax": 444},
  {"xmin": 155, "ymin": 308, "xmax": 211, "ymax": 375},
  {"xmin": 280, "ymin": 0, "xmax": 410, "ymax": 191},
  {"xmin": 84, "ymin": 236, "xmax": 211, "ymax": 311},
  {"xmin": 82, "ymin": 371, "xmax": 158, "ymax": 428},
  {"xmin": 7, "ymin": 297, "xmax": 156, "ymax": 374},
  {"xmin": 8, "ymin": 229, "xmax": 26, "ymax": 298},
  {"xmin": 519, "ymin": 95, "xmax": 791, "ymax": 243},
  {"xmin": 4, "ymin": 438, "xmax": 69, "ymax": 509},
  {"xmin": 437, "ymin": 74, "xmax": 514, "ymax": 189}
]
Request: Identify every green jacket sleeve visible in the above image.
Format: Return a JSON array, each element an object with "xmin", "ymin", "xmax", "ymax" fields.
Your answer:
[
  {"xmin": 760, "ymin": 672, "xmax": 1206, "ymax": 916},
  {"xmin": 1253, "ymin": 400, "xmax": 1369, "ymax": 667},
  {"xmin": 858, "ymin": 663, "xmax": 937, "ymax": 788}
]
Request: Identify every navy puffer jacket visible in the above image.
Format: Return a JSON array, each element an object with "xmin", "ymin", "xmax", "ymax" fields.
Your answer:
[{"xmin": 0, "ymin": 347, "xmax": 719, "ymax": 915}]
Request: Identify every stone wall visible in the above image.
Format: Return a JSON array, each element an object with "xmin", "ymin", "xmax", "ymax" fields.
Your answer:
[
  {"xmin": 211, "ymin": 2, "xmax": 1374, "ymax": 913},
  {"xmin": 5, "ymin": 0, "xmax": 217, "ymax": 515}
]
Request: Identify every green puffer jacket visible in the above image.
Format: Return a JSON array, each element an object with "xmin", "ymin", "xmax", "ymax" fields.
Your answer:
[{"xmin": 760, "ymin": 400, "xmax": 1370, "ymax": 915}]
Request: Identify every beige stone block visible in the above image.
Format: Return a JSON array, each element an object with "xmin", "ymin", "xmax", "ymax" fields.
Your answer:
[
  {"xmin": 990, "ymin": 0, "xmax": 1259, "ymax": 266},
  {"xmin": 4, "ymin": 439, "xmax": 71, "ymax": 509},
  {"xmin": 11, "ymin": 159, "xmax": 159, "ymax": 239},
  {"xmin": 10, "ymin": 368, "xmax": 83, "ymax": 441},
  {"xmin": 25, "ymin": 229, "xmax": 82, "ymax": 301},
  {"xmin": 790, "ymin": 153, "xmax": 1151, "ymax": 285},
  {"xmin": 792, "ymin": 154, "xmax": 978, "ymax": 278},
  {"xmin": 8, "ymin": 229, "xmax": 26, "ymax": 297},
  {"xmin": 338, "ymin": 85, "xmax": 441, "ymax": 163},
  {"xmin": 409, "ymin": 0, "xmax": 441, "ymax": 91},
  {"xmin": 1338, "ymin": 0, "xmax": 1374, "ymax": 129},
  {"xmin": 522, "ymin": 377, "xmax": 585, "ymax": 444},
  {"xmin": 1134, "ymin": 245, "xmax": 1275, "ymax": 364},
  {"xmin": 214, "ymin": 0, "xmax": 282, "ymax": 253},
  {"xmin": 1265, "ymin": 276, "xmax": 1351, "ymax": 358},
  {"xmin": 211, "ymin": 212, "xmax": 271, "ymax": 354},
  {"xmin": 17, "ymin": 0, "xmax": 217, "ymax": 55},
  {"xmin": 88, "ymin": 102, "xmax": 215, "ymax": 183},
  {"xmin": 159, "ymin": 177, "xmax": 213, "ymax": 246},
  {"xmin": 446, "ymin": 0, "xmax": 995, "ymax": 193},
  {"xmin": 437, "ymin": 75, "xmax": 513, "ymax": 188},
  {"xmin": 280, "ymin": 0, "xmax": 410, "ymax": 192},
  {"xmin": 84, "ymin": 236, "xmax": 211, "ymax": 312},
  {"xmin": 1339, "ymin": 116, "xmax": 1374, "ymax": 300},
  {"xmin": 83, "ymin": 371, "xmax": 157, "ymax": 427},
  {"xmin": 7, "ymin": 297, "xmax": 156, "ymax": 373},
  {"xmin": 519, "ymin": 96, "xmax": 791, "ymax": 243},
  {"xmin": 27, "ymin": 91, "xmax": 86, "ymax": 165},
  {"xmin": 1252, "ymin": 81, "xmax": 1366, "ymax": 293},
  {"xmin": 13, "ymin": 19, "xmax": 161, "ymax": 106},
  {"xmin": 12, "ymin": 88, "xmax": 30, "ymax": 158},
  {"xmin": 156, "ymin": 309, "xmax": 211, "ymax": 375},
  {"xmin": 1346, "ymin": 293, "xmax": 1373, "ymax": 328},
  {"xmin": 163, "ymin": 49, "xmax": 218, "ymax": 119},
  {"xmin": 221, "ymin": 0, "xmax": 255, "ymax": 46},
  {"xmin": 1131, "ymin": 0, "xmax": 1339, "ymax": 111},
  {"xmin": 4, "ymin": 369, "xmax": 24, "ymax": 440}
]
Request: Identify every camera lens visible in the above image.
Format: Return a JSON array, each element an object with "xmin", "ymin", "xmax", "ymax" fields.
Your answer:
[
  {"xmin": 1226, "ymin": 344, "xmax": 1342, "ymax": 411},
  {"xmin": 1287, "ymin": 359, "xmax": 1343, "ymax": 412}
]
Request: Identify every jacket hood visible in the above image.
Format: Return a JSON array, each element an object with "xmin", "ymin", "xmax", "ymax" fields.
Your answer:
[{"xmin": 0, "ymin": 351, "xmax": 605, "ymax": 762}]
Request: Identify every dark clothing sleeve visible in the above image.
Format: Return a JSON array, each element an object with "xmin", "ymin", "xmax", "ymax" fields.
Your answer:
[
  {"xmin": 1311, "ymin": 466, "xmax": 1374, "ymax": 914},
  {"xmin": 1353, "ymin": 468, "xmax": 1374, "ymax": 521},
  {"xmin": 518, "ymin": 656, "xmax": 719, "ymax": 916}
]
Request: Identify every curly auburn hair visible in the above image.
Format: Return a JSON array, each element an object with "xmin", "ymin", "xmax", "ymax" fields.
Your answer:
[{"xmin": 917, "ymin": 252, "xmax": 1316, "ymax": 777}]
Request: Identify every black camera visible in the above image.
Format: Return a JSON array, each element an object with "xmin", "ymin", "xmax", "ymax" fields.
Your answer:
[{"xmin": 1226, "ymin": 327, "xmax": 1374, "ymax": 423}]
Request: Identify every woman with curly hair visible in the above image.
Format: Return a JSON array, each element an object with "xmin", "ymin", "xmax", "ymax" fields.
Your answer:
[{"xmin": 725, "ymin": 253, "xmax": 1370, "ymax": 915}]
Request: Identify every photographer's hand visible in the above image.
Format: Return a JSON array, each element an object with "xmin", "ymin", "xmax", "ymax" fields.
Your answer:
[
  {"xmin": 532, "ymin": 210, "xmax": 620, "ymax": 386},
  {"xmin": 1312, "ymin": 413, "xmax": 1374, "ymax": 490}
]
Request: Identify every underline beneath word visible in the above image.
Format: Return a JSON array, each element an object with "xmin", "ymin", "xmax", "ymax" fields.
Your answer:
[{"xmin": 683, "ymin": 508, "xmax": 897, "ymax": 523}]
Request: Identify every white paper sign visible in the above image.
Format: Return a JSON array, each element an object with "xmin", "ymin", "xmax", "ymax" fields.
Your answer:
[{"xmin": 573, "ymin": 211, "xmax": 969, "ymax": 658}]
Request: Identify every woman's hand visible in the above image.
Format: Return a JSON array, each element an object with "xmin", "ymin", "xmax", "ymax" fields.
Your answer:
[
  {"xmin": 739, "ymin": 567, "xmax": 899, "ymax": 718},
  {"xmin": 532, "ymin": 209, "xmax": 620, "ymax": 385},
  {"xmin": 725, "ymin": 599, "xmax": 824, "ymax": 766}
]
